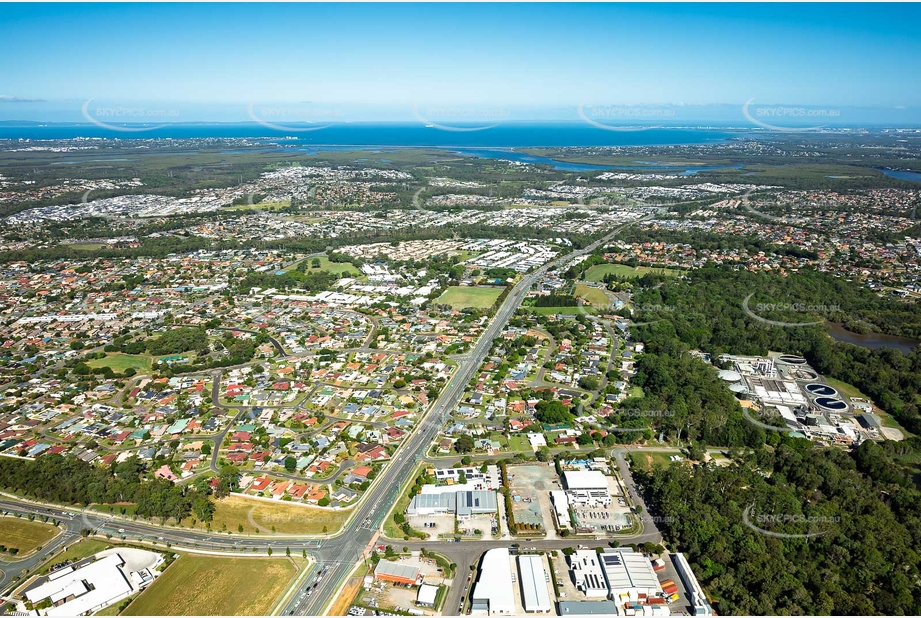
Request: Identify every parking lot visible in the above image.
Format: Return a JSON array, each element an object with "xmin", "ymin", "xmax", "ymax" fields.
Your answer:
[
  {"xmin": 458, "ymin": 514, "xmax": 497, "ymax": 539},
  {"xmin": 570, "ymin": 490, "xmax": 632, "ymax": 534},
  {"xmin": 409, "ymin": 514, "xmax": 456, "ymax": 539}
]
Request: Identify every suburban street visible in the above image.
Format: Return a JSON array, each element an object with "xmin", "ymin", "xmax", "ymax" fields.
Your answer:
[{"xmin": 0, "ymin": 217, "xmax": 662, "ymax": 616}]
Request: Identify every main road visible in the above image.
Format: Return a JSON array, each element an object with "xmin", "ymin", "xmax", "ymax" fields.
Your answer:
[
  {"xmin": 288, "ymin": 215, "xmax": 652, "ymax": 615},
  {"xmin": 1, "ymin": 216, "xmax": 654, "ymax": 614}
]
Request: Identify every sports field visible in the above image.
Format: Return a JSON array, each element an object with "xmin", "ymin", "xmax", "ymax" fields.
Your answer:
[
  {"xmin": 123, "ymin": 554, "xmax": 298, "ymax": 616},
  {"xmin": 87, "ymin": 353, "xmax": 152, "ymax": 373},
  {"xmin": 436, "ymin": 286, "xmax": 503, "ymax": 309},
  {"xmin": 584, "ymin": 264, "xmax": 679, "ymax": 282},
  {"xmin": 0, "ymin": 517, "xmax": 60, "ymax": 555}
]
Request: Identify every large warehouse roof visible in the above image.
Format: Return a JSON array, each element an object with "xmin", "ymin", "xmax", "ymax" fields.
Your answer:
[
  {"xmin": 471, "ymin": 548, "xmax": 515, "ymax": 615},
  {"xmin": 519, "ymin": 555, "xmax": 552, "ymax": 613},
  {"xmin": 562, "ymin": 470, "xmax": 609, "ymax": 490},
  {"xmin": 374, "ymin": 560, "xmax": 420, "ymax": 583},
  {"xmin": 600, "ymin": 548, "xmax": 661, "ymax": 593}
]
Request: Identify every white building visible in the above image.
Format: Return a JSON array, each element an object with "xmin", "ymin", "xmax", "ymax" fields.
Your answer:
[
  {"xmin": 671, "ymin": 553, "xmax": 713, "ymax": 616},
  {"xmin": 551, "ymin": 490, "xmax": 571, "ymax": 528},
  {"xmin": 563, "ymin": 470, "xmax": 612, "ymax": 506},
  {"xmin": 518, "ymin": 555, "xmax": 552, "ymax": 613},
  {"xmin": 416, "ymin": 583, "xmax": 439, "ymax": 608},
  {"xmin": 471, "ymin": 548, "xmax": 515, "ymax": 615},
  {"xmin": 568, "ymin": 551, "xmax": 610, "ymax": 599},
  {"xmin": 599, "ymin": 549, "xmax": 663, "ymax": 605},
  {"xmin": 562, "ymin": 470, "xmax": 609, "ymax": 490},
  {"xmin": 26, "ymin": 554, "xmax": 133, "ymax": 616}
]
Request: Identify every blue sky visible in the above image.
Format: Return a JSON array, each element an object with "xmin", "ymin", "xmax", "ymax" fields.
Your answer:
[{"xmin": 1, "ymin": 2, "xmax": 919, "ymax": 123}]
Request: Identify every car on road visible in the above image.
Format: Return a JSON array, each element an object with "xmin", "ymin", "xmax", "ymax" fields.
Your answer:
[{"xmin": 118, "ymin": 528, "xmax": 125, "ymax": 533}]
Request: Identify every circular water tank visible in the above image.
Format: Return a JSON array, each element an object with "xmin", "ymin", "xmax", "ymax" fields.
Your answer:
[
  {"xmin": 718, "ymin": 369, "xmax": 742, "ymax": 382},
  {"xmin": 815, "ymin": 397, "xmax": 847, "ymax": 411},
  {"xmin": 805, "ymin": 383, "xmax": 838, "ymax": 397}
]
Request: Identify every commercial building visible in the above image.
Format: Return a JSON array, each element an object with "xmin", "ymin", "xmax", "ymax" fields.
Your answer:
[
  {"xmin": 558, "ymin": 601, "xmax": 621, "ymax": 616},
  {"xmin": 671, "ymin": 553, "xmax": 713, "ymax": 616},
  {"xmin": 374, "ymin": 560, "xmax": 421, "ymax": 586},
  {"xmin": 471, "ymin": 548, "xmax": 515, "ymax": 615},
  {"xmin": 406, "ymin": 487, "xmax": 497, "ymax": 518},
  {"xmin": 599, "ymin": 548, "xmax": 663, "ymax": 604},
  {"xmin": 568, "ymin": 551, "xmax": 610, "ymax": 599},
  {"xmin": 518, "ymin": 555, "xmax": 552, "ymax": 613},
  {"xmin": 562, "ymin": 470, "xmax": 609, "ymax": 490},
  {"xmin": 25, "ymin": 553, "xmax": 133, "ymax": 616},
  {"xmin": 562, "ymin": 470, "xmax": 612, "ymax": 506}
]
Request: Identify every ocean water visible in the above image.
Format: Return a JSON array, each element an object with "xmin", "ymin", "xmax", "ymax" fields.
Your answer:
[{"xmin": 0, "ymin": 122, "xmax": 739, "ymax": 148}]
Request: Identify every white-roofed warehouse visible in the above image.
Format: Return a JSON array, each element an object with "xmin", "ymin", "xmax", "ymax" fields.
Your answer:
[
  {"xmin": 470, "ymin": 548, "xmax": 515, "ymax": 615},
  {"xmin": 562, "ymin": 470, "xmax": 609, "ymax": 490},
  {"xmin": 518, "ymin": 555, "xmax": 552, "ymax": 613}
]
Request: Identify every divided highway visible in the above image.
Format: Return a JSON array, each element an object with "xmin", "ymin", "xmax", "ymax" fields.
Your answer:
[{"xmin": 0, "ymin": 217, "xmax": 654, "ymax": 615}]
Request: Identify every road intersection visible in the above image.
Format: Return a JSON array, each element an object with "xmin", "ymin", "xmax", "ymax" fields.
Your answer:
[{"xmin": 1, "ymin": 216, "xmax": 666, "ymax": 616}]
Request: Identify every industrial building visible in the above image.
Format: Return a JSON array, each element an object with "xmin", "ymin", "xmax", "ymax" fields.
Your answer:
[
  {"xmin": 374, "ymin": 560, "xmax": 422, "ymax": 586},
  {"xmin": 416, "ymin": 583, "xmax": 439, "ymax": 608},
  {"xmin": 518, "ymin": 555, "xmax": 553, "ymax": 613},
  {"xmin": 406, "ymin": 487, "xmax": 498, "ymax": 518},
  {"xmin": 562, "ymin": 470, "xmax": 609, "ymax": 490},
  {"xmin": 561, "ymin": 470, "xmax": 613, "ymax": 507},
  {"xmin": 558, "ymin": 601, "xmax": 621, "ymax": 616},
  {"xmin": 601, "ymin": 548, "xmax": 664, "ymax": 604},
  {"xmin": 671, "ymin": 553, "xmax": 713, "ymax": 616},
  {"xmin": 569, "ymin": 551, "xmax": 610, "ymax": 599},
  {"xmin": 550, "ymin": 490, "xmax": 571, "ymax": 527},
  {"xmin": 470, "ymin": 548, "xmax": 515, "ymax": 615}
]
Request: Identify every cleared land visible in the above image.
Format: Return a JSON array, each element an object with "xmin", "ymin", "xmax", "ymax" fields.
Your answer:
[
  {"xmin": 184, "ymin": 494, "xmax": 349, "ymax": 535},
  {"xmin": 584, "ymin": 264, "xmax": 680, "ymax": 282},
  {"xmin": 574, "ymin": 284, "xmax": 611, "ymax": 308},
  {"xmin": 0, "ymin": 518, "xmax": 60, "ymax": 555},
  {"xmin": 293, "ymin": 256, "xmax": 361, "ymax": 276},
  {"xmin": 87, "ymin": 353, "xmax": 151, "ymax": 373},
  {"xmin": 123, "ymin": 554, "xmax": 297, "ymax": 616},
  {"xmin": 436, "ymin": 286, "xmax": 503, "ymax": 309},
  {"xmin": 629, "ymin": 451, "xmax": 679, "ymax": 472}
]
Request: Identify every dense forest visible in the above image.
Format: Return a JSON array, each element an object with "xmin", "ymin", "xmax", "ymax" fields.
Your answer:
[
  {"xmin": 630, "ymin": 267, "xmax": 921, "ymax": 435},
  {"xmin": 635, "ymin": 437, "xmax": 921, "ymax": 615},
  {"xmin": 0, "ymin": 454, "xmax": 215, "ymax": 523},
  {"xmin": 621, "ymin": 342, "xmax": 766, "ymax": 448}
]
